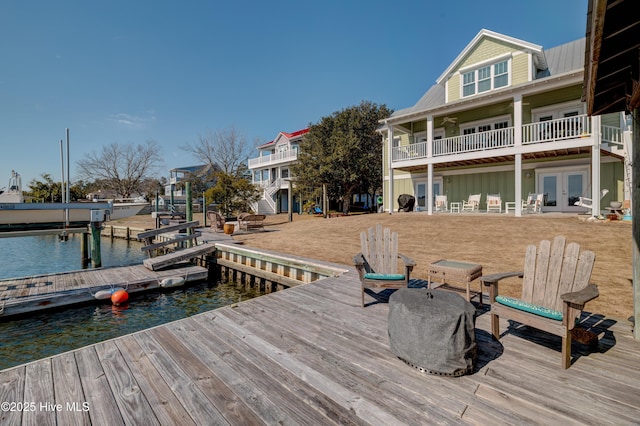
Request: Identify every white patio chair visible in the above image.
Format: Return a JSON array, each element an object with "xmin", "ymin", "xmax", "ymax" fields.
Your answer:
[
  {"xmin": 522, "ymin": 193, "xmax": 543, "ymax": 214},
  {"xmin": 574, "ymin": 189, "xmax": 609, "ymax": 214},
  {"xmin": 461, "ymin": 194, "xmax": 481, "ymax": 212},
  {"xmin": 435, "ymin": 195, "xmax": 448, "ymax": 212},
  {"xmin": 486, "ymin": 194, "xmax": 502, "ymax": 213}
]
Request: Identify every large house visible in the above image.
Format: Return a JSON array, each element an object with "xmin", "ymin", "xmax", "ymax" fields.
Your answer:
[
  {"xmin": 248, "ymin": 128, "xmax": 309, "ymax": 214},
  {"xmin": 381, "ymin": 29, "xmax": 631, "ymax": 216}
]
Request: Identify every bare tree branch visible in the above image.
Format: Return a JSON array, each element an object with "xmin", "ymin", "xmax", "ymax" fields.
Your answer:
[
  {"xmin": 76, "ymin": 140, "xmax": 163, "ymax": 198},
  {"xmin": 182, "ymin": 125, "xmax": 253, "ymax": 175}
]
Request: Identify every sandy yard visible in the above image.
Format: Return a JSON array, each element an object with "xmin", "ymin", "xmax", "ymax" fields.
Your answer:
[{"xmin": 114, "ymin": 211, "xmax": 634, "ymax": 321}]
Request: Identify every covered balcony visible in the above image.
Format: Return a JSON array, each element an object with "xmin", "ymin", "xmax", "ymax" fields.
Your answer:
[{"xmin": 391, "ymin": 114, "xmax": 622, "ymax": 164}]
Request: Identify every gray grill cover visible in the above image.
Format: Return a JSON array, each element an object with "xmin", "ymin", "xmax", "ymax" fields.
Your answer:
[{"xmin": 388, "ymin": 288, "xmax": 477, "ymax": 376}]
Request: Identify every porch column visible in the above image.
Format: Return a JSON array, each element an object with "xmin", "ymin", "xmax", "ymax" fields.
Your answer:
[
  {"xmin": 387, "ymin": 124, "xmax": 394, "ymax": 214},
  {"xmin": 513, "ymin": 95, "xmax": 523, "ymax": 217},
  {"xmin": 427, "ymin": 163, "xmax": 433, "ymax": 215},
  {"xmin": 591, "ymin": 115, "xmax": 602, "ymax": 216},
  {"xmin": 426, "ymin": 115, "xmax": 433, "ymax": 158}
]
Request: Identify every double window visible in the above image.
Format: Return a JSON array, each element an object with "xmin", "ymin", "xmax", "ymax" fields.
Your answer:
[{"xmin": 462, "ymin": 59, "xmax": 509, "ymax": 97}]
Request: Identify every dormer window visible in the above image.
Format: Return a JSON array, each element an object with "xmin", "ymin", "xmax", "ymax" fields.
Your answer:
[{"xmin": 461, "ymin": 59, "xmax": 510, "ymax": 97}]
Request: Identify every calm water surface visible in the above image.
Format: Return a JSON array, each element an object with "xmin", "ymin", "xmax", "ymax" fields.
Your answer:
[
  {"xmin": 0, "ymin": 234, "xmax": 261, "ymax": 370},
  {"xmin": 0, "ymin": 234, "xmax": 147, "ymax": 279},
  {"xmin": 0, "ymin": 281, "xmax": 260, "ymax": 370}
]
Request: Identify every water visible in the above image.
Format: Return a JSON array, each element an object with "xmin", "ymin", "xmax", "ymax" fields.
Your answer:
[
  {"xmin": 0, "ymin": 281, "xmax": 260, "ymax": 370},
  {"xmin": 0, "ymin": 234, "xmax": 261, "ymax": 371},
  {"xmin": 0, "ymin": 234, "xmax": 147, "ymax": 279}
]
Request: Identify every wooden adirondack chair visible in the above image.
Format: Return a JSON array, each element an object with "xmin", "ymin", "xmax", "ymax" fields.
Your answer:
[
  {"xmin": 353, "ymin": 224, "xmax": 416, "ymax": 307},
  {"xmin": 481, "ymin": 236, "xmax": 599, "ymax": 368}
]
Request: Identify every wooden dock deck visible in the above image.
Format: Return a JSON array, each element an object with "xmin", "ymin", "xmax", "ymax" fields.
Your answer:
[
  {"xmin": 0, "ymin": 264, "xmax": 208, "ymax": 318},
  {"xmin": 1, "ymin": 264, "xmax": 639, "ymax": 424}
]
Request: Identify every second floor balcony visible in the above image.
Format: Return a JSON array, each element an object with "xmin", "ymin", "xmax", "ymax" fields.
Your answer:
[
  {"xmin": 392, "ymin": 115, "xmax": 624, "ymax": 163},
  {"xmin": 248, "ymin": 149, "xmax": 298, "ymax": 169}
]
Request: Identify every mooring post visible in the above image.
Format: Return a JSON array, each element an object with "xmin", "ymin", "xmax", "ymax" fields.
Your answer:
[
  {"xmin": 90, "ymin": 210, "xmax": 104, "ymax": 268},
  {"xmin": 81, "ymin": 231, "xmax": 90, "ymax": 269},
  {"xmin": 207, "ymin": 251, "xmax": 220, "ymax": 284}
]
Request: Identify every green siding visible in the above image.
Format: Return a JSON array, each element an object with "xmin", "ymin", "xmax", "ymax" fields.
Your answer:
[
  {"xmin": 459, "ymin": 38, "xmax": 516, "ymax": 68},
  {"xmin": 511, "ymin": 53, "xmax": 529, "ymax": 85},
  {"xmin": 448, "ymin": 75, "xmax": 460, "ymax": 102},
  {"xmin": 522, "ymin": 85, "xmax": 583, "ymax": 123},
  {"xmin": 601, "ymin": 112, "xmax": 621, "ymax": 128},
  {"xmin": 601, "ymin": 161, "xmax": 625, "ymax": 204}
]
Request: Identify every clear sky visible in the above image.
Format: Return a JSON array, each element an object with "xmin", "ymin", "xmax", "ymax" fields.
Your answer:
[{"xmin": 1, "ymin": 0, "xmax": 588, "ymax": 188}]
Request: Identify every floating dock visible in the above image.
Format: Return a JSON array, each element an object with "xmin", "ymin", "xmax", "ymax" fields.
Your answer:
[{"xmin": 0, "ymin": 264, "xmax": 208, "ymax": 318}]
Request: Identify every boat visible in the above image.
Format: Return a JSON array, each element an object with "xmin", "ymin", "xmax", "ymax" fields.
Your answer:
[{"xmin": 0, "ymin": 170, "xmax": 148, "ymax": 231}]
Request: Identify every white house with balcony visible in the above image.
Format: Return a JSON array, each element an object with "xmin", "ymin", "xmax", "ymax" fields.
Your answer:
[
  {"xmin": 382, "ymin": 29, "xmax": 631, "ymax": 216},
  {"xmin": 248, "ymin": 128, "xmax": 309, "ymax": 214}
]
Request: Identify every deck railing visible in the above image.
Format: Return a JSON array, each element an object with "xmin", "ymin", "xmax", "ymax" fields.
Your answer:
[
  {"xmin": 522, "ymin": 114, "xmax": 591, "ymax": 144},
  {"xmin": 390, "ymin": 114, "xmax": 622, "ymax": 162},
  {"xmin": 433, "ymin": 127, "xmax": 514, "ymax": 156},
  {"xmin": 248, "ymin": 149, "xmax": 298, "ymax": 168}
]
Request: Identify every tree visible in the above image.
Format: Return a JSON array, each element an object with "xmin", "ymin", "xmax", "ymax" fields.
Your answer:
[
  {"xmin": 182, "ymin": 125, "xmax": 252, "ymax": 175},
  {"xmin": 292, "ymin": 101, "xmax": 392, "ymax": 213},
  {"xmin": 76, "ymin": 141, "xmax": 162, "ymax": 198},
  {"xmin": 26, "ymin": 174, "xmax": 63, "ymax": 202},
  {"xmin": 205, "ymin": 171, "xmax": 261, "ymax": 217}
]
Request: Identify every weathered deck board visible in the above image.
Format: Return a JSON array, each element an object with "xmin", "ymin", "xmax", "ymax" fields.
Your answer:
[
  {"xmin": 142, "ymin": 243, "xmax": 216, "ymax": 271},
  {"xmin": 1, "ymin": 259, "xmax": 639, "ymax": 425}
]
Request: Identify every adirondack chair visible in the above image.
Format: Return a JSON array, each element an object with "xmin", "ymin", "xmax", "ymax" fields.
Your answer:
[
  {"xmin": 435, "ymin": 194, "xmax": 448, "ymax": 212},
  {"xmin": 486, "ymin": 193, "xmax": 502, "ymax": 213},
  {"xmin": 461, "ymin": 194, "xmax": 481, "ymax": 212},
  {"xmin": 481, "ymin": 236, "xmax": 599, "ymax": 368},
  {"xmin": 353, "ymin": 224, "xmax": 416, "ymax": 307}
]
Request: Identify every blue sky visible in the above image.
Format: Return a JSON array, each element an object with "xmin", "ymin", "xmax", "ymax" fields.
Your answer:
[{"xmin": 1, "ymin": 0, "xmax": 588, "ymax": 188}]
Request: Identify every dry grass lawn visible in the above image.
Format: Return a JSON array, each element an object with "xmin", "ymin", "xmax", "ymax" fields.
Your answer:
[{"xmin": 116, "ymin": 212, "xmax": 633, "ymax": 321}]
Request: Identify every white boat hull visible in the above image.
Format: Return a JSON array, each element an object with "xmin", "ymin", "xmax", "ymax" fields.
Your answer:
[{"xmin": 0, "ymin": 202, "xmax": 147, "ymax": 228}]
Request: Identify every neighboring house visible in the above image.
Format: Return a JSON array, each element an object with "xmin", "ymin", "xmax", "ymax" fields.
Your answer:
[
  {"xmin": 381, "ymin": 29, "xmax": 631, "ymax": 216},
  {"xmin": 248, "ymin": 128, "xmax": 309, "ymax": 214},
  {"xmin": 165, "ymin": 164, "xmax": 212, "ymax": 197}
]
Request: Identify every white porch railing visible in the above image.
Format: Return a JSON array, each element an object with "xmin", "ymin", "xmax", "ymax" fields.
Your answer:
[
  {"xmin": 248, "ymin": 150, "xmax": 298, "ymax": 168},
  {"xmin": 522, "ymin": 114, "xmax": 591, "ymax": 144},
  {"xmin": 433, "ymin": 127, "xmax": 514, "ymax": 156},
  {"xmin": 601, "ymin": 124, "xmax": 623, "ymax": 145},
  {"xmin": 390, "ymin": 115, "xmax": 622, "ymax": 162}
]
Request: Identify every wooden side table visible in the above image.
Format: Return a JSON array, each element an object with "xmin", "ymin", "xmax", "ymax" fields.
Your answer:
[
  {"xmin": 427, "ymin": 259, "xmax": 483, "ymax": 306},
  {"xmin": 450, "ymin": 202, "xmax": 461, "ymax": 213}
]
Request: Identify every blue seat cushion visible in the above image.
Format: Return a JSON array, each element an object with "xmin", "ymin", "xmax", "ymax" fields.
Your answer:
[
  {"xmin": 364, "ymin": 273, "xmax": 405, "ymax": 281},
  {"xmin": 495, "ymin": 295, "xmax": 563, "ymax": 321}
]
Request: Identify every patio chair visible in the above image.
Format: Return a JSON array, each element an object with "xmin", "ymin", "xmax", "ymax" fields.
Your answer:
[
  {"xmin": 481, "ymin": 236, "xmax": 599, "ymax": 369},
  {"xmin": 522, "ymin": 193, "xmax": 543, "ymax": 213},
  {"xmin": 486, "ymin": 193, "xmax": 502, "ymax": 213},
  {"xmin": 461, "ymin": 194, "xmax": 481, "ymax": 212},
  {"xmin": 435, "ymin": 194, "xmax": 448, "ymax": 212},
  {"xmin": 353, "ymin": 224, "xmax": 416, "ymax": 307},
  {"xmin": 207, "ymin": 211, "xmax": 225, "ymax": 233},
  {"xmin": 574, "ymin": 189, "xmax": 609, "ymax": 214}
]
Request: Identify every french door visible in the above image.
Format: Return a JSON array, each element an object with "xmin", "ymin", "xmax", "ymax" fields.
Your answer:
[
  {"xmin": 414, "ymin": 177, "xmax": 443, "ymax": 211},
  {"xmin": 537, "ymin": 170, "xmax": 588, "ymax": 212}
]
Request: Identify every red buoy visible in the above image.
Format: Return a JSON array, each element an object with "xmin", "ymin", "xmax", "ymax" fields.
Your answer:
[{"xmin": 111, "ymin": 289, "xmax": 129, "ymax": 306}]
